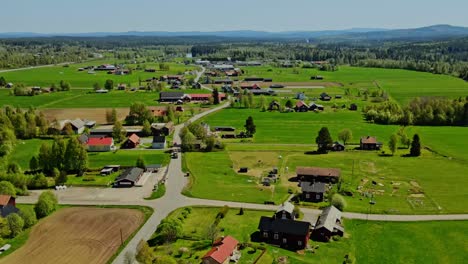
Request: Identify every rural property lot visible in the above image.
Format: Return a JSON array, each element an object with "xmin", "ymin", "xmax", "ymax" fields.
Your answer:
[{"xmin": 0, "ymin": 207, "xmax": 144, "ymax": 264}]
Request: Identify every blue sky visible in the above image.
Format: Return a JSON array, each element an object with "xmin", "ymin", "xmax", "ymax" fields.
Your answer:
[{"xmin": 1, "ymin": 0, "xmax": 467, "ymax": 32}]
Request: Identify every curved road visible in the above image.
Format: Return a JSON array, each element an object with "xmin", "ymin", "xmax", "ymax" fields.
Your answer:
[{"xmin": 15, "ymin": 71, "xmax": 468, "ymax": 263}]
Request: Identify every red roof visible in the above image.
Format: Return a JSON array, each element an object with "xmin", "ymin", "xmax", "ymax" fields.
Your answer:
[
  {"xmin": 296, "ymin": 101, "xmax": 307, "ymax": 108},
  {"xmin": 0, "ymin": 195, "xmax": 12, "ymax": 206},
  {"xmin": 128, "ymin": 133, "xmax": 140, "ymax": 144},
  {"xmin": 202, "ymin": 236, "xmax": 238, "ymax": 264},
  {"xmin": 87, "ymin": 137, "xmax": 113, "ymax": 146}
]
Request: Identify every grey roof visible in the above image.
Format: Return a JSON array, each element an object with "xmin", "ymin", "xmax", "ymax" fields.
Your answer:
[
  {"xmin": 159, "ymin": 91, "xmax": 184, "ymax": 100},
  {"xmin": 153, "ymin": 136, "xmax": 166, "ymax": 143},
  {"xmin": 115, "ymin": 167, "xmax": 144, "ymax": 183},
  {"xmin": 300, "ymin": 182, "xmax": 326, "ymax": 193},
  {"xmin": 78, "ymin": 133, "xmax": 89, "ymax": 144},
  {"xmin": 70, "ymin": 118, "xmax": 85, "ymax": 129},
  {"xmin": 276, "ymin": 202, "xmax": 294, "ymax": 214},
  {"xmin": 315, "ymin": 206, "xmax": 342, "ymax": 232},
  {"xmin": 0, "ymin": 204, "xmax": 19, "ymax": 218},
  {"xmin": 145, "ymin": 164, "xmax": 162, "ymax": 169},
  {"xmin": 258, "ymin": 216, "xmax": 310, "ymax": 236}
]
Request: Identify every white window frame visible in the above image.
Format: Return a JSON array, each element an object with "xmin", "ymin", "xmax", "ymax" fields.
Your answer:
[{"xmin": 274, "ymin": 233, "xmax": 279, "ymax": 240}]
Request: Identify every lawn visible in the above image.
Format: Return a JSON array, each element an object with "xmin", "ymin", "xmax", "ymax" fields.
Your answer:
[
  {"xmin": 8, "ymin": 138, "xmax": 52, "ymax": 169},
  {"xmin": 284, "ymin": 149, "xmax": 468, "ymax": 214},
  {"xmin": 66, "ymin": 171, "xmax": 118, "ymax": 187},
  {"xmin": 0, "ymin": 61, "xmax": 197, "ymax": 88},
  {"xmin": 88, "ymin": 149, "xmax": 170, "ymax": 169},
  {"xmin": 151, "ymin": 206, "xmax": 468, "ymax": 264},
  {"xmin": 241, "ymin": 65, "xmax": 468, "ymax": 104},
  {"xmin": 183, "ymin": 151, "xmax": 290, "ymax": 204}
]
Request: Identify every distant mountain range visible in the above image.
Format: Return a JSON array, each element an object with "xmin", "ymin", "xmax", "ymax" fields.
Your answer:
[{"xmin": 1, "ymin": 25, "xmax": 467, "ymax": 42}]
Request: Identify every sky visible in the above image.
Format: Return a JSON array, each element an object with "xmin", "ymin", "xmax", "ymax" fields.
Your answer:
[{"xmin": 1, "ymin": 0, "xmax": 467, "ymax": 33}]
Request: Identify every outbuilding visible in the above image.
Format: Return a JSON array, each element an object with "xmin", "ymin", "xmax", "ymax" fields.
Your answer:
[{"xmin": 114, "ymin": 167, "xmax": 144, "ymax": 187}]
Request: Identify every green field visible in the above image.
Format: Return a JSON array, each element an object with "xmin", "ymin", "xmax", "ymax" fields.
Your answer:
[
  {"xmin": 0, "ymin": 61, "xmax": 196, "ymax": 88},
  {"xmin": 242, "ymin": 66, "xmax": 468, "ymax": 104},
  {"xmin": 151, "ymin": 206, "xmax": 468, "ymax": 264},
  {"xmin": 88, "ymin": 149, "xmax": 170, "ymax": 169},
  {"xmin": 183, "ymin": 151, "xmax": 289, "ymax": 204},
  {"xmin": 8, "ymin": 139, "xmax": 52, "ymax": 169}
]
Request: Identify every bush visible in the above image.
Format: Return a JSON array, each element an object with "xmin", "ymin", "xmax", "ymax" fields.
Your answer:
[
  {"xmin": 19, "ymin": 207, "xmax": 37, "ymax": 228},
  {"xmin": 331, "ymin": 194, "xmax": 347, "ymax": 211},
  {"xmin": 0, "ymin": 181, "xmax": 16, "ymax": 197},
  {"xmin": 34, "ymin": 191, "xmax": 58, "ymax": 218},
  {"xmin": 216, "ymin": 205, "xmax": 229, "ymax": 219},
  {"xmin": 28, "ymin": 173, "xmax": 48, "ymax": 189},
  {"xmin": 6, "ymin": 213, "xmax": 24, "ymax": 237}
]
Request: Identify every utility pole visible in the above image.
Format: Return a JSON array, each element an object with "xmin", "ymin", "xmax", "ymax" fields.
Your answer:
[{"xmin": 120, "ymin": 228, "xmax": 124, "ymax": 246}]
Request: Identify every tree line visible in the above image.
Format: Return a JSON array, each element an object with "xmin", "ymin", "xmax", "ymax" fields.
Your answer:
[{"xmin": 363, "ymin": 97, "xmax": 468, "ymax": 126}]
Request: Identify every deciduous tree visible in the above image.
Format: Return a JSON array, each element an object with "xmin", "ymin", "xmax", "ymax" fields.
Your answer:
[{"xmin": 338, "ymin": 128, "xmax": 353, "ymax": 145}]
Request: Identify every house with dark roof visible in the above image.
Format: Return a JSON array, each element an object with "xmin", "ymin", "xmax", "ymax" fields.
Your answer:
[
  {"xmin": 294, "ymin": 101, "xmax": 309, "ymax": 112},
  {"xmin": 360, "ymin": 136, "xmax": 382, "ymax": 150},
  {"xmin": 257, "ymin": 216, "xmax": 310, "ymax": 250},
  {"xmin": 122, "ymin": 134, "xmax": 140, "ymax": 149},
  {"xmin": 312, "ymin": 206, "xmax": 344, "ymax": 241},
  {"xmin": 309, "ymin": 102, "xmax": 324, "ymax": 111},
  {"xmin": 0, "ymin": 195, "xmax": 19, "ymax": 218},
  {"xmin": 159, "ymin": 91, "xmax": 185, "ymax": 102},
  {"xmin": 320, "ymin": 92, "xmax": 331, "ymax": 101},
  {"xmin": 214, "ymin": 126, "xmax": 236, "ymax": 132},
  {"xmin": 296, "ymin": 167, "xmax": 341, "ymax": 183},
  {"xmin": 86, "ymin": 137, "xmax": 115, "ymax": 152},
  {"xmin": 152, "ymin": 136, "xmax": 166, "ymax": 149},
  {"xmin": 114, "ymin": 167, "xmax": 144, "ymax": 187},
  {"xmin": 250, "ymin": 89, "xmax": 276, "ymax": 96},
  {"xmin": 202, "ymin": 236, "xmax": 240, "ymax": 264},
  {"xmin": 349, "ymin": 103, "xmax": 358, "ymax": 111},
  {"xmin": 331, "ymin": 141, "xmax": 345, "ymax": 151},
  {"xmin": 240, "ymin": 83, "xmax": 261, "ymax": 90},
  {"xmin": 151, "ymin": 122, "xmax": 174, "ymax": 136},
  {"xmin": 301, "ymin": 182, "xmax": 326, "ymax": 202}
]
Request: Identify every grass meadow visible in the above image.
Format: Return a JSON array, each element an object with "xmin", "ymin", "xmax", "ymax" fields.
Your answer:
[
  {"xmin": 0, "ymin": 61, "xmax": 197, "ymax": 88},
  {"xmin": 242, "ymin": 66, "xmax": 468, "ymax": 104},
  {"xmin": 152, "ymin": 206, "xmax": 468, "ymax": 264}
]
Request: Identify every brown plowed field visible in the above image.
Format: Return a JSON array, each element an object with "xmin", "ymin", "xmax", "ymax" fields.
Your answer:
[{"xmin": 1, "ymin": 207, "xmax": 144, "ymax": 264}]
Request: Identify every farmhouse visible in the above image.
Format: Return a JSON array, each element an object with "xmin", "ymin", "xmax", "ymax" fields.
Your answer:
[
  {"xmin": 86, "ymin": 137, "xmax": 115, "ymax": 152},
  {"xmin": 312, "ymin": 206, "xmax": 344, "ymax": 242},
  {"xmin": 309, "ymin": 102, "xmax": 324, "ymax": 111},
  {"xmin": 320, "ymin": 92, "xmax": 331, "ymax": 101},
  {"xmin": 250, "ymin": 89, "xmax": 276, "ymax": 96},
  {"xmin": 0, "ymin": 195, "xmax": 19, "ymax": 217},
  {"xmin": 331, "ymin": 141, "xmax": 345, "ymax": 151},
  {"xmin": 159, "ymin": 91, "xmax": 185, "ymax": 102},
  {"xmin": 295, "ymin": 101, "xmax": 309, "ymax": 112},
  {"xmin": 257, "ymin": 216, "xmax": 310, "ymax": 250},
  {"xmin": 300, "ymin": 182, "xmax": 326, "ymax": 202},
  {"xmin": 212, "ymin": 64, "xmax": 235, "ymax": 71},
  {"xmin": 349, "ymin": 103, "xmax": 358, "ymax": 111},
  {"xmin": 214, "ymin": 126, "xmax": 236, "ymax": 132},
  {"xmin": 152, "ymin": 136, "xmax": 166, "ymax": 149},
  {"xmin": 122, "ymin": 134, "xmax": 140, "ymax": 149},
  {"xmin": 100, "ymin": 165, "xmax": 120, "ymax": 175},
  {"xmin": 151, "ymin": 122, "xmax": 174, "ymax": 136},
  {"xmin": 360, "ymin": 136, "xmax": 382, "ymax": 150},
  {"xmin": 213, "ymin": 79, "xmax": 233, "ymax": 84},
  {"xmin": 95, "ymin": 64, "xmax": 116, "ymax": 71},
  {"xmin": 114, "ymin": 167, "xmax": 144, "ymax": 187},
  {"xmin": 296, "ymin": 167, "xmax": 341, "ymax": 183},
  {"xmin": 90, "ymin": 125, "xmax": 143, "ymax": 137},
  {"xmin": 202, "ymin": 236, "xmax": 240, "ymax": 264},
  {"xmin": 275, "ymin": 202, "xmax": 295, "ymax": 220},
  {"xmin": 50, "ymin": 118, "xmax": 95, "ymax": 135},
  {"xmin": 240, "ymin": 83, "xmax": 261, "ymax": 90}
]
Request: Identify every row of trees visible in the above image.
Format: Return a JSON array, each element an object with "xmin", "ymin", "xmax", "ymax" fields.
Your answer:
[
  {"xmin": 364, "ymin": 97, "xmax": 468, "ymax": 126},
  {"xmin": 33, "ymin": 137, "xmax": 88, "ymax": 176}
]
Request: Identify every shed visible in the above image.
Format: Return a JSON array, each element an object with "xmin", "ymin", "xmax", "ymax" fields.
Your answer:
[
  {"xmin": 114, "ymin": 167, "xmax": 144, "ymax": 187},
  {"xmin": 312, "ymin": 206, "xmax": 344, "ymax": 241}
]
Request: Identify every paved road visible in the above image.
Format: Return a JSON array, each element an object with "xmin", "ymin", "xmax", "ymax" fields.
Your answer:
[{"xmin": 15, "ymin": 99, "xmax": 468, "ymax": 263}]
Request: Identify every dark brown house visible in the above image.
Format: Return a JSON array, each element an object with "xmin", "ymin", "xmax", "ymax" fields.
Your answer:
[
  {"xmin": 294, "ymin": 101, "xmax": 309, "ymax": 112},
  {"xmin": 122, "ymin": 133, "xmax": 140, "ymax": 149},
  {"xmin": 331, "ymin": 142, "xmax": 345, "ymax": 151},
  {"xmin": 312, "ymin": 206, "xmax": 344, "ymax": 242},
  {"xmin": 0, "ymin": 195, "xmax": 19, "ymax": 217},
  {"xmin": 296, "ymin": 167, "xmax": 341, "ymax": 183},
  {"xmin": 257, "ymin": 216, "xmax": 310, "ymax": 250},
  {"xmin": 360, "ymin": 136, "xmax": 382, "ymax": 150},
  {"xmin": 114, "ymin": 167, "xmax": 144, "ymax": 187},
  {"xmin": 320, "ymin": 92, "xmax": 331, "ymax": 101},
  {"xmin": 300, "ymin": 182, "xmax": 326, "ymax": 202}
]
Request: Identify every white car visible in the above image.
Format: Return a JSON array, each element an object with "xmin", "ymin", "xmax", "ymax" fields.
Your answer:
[{"xmin": 0, "ymin": 244, "xmax": 11, "ymax": 254}]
